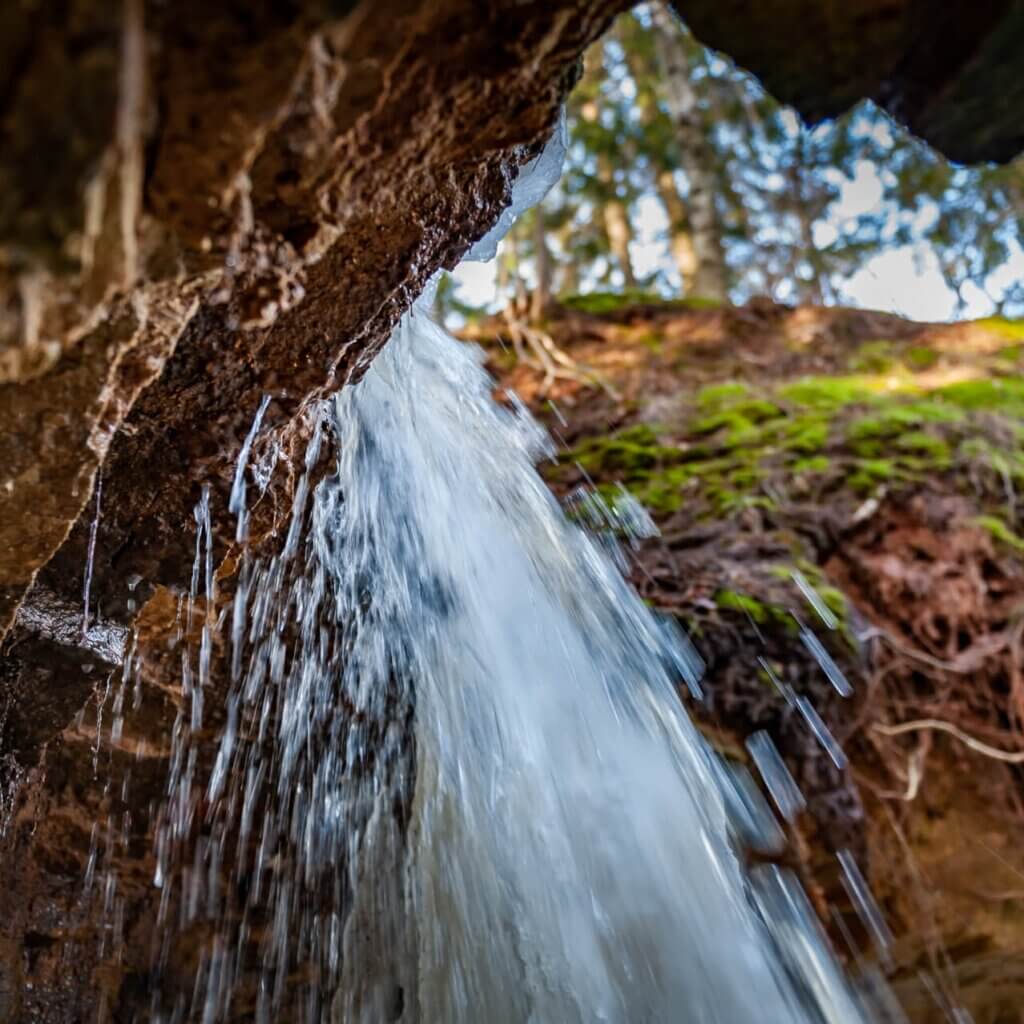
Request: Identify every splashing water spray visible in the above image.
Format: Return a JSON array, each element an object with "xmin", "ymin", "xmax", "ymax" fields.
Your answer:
[{"xmin": 151, "ymin": 115, "xmax": 897, "ymax": 1022}]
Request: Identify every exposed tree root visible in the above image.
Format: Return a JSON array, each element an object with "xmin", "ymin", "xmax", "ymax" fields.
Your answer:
[{"xmin": 501, "ymin": 310, "xmax": 620, "ymax": 399}]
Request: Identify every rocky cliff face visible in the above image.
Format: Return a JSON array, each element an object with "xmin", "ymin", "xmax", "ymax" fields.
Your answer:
[{"xmin": 2, "ymin": 1, "xmax": 1023, "ymax": 1020}]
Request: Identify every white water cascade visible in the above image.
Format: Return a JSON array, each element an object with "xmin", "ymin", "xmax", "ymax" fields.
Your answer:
[{"xmin": 151, "ymin": 117, "xmax": 894, "ymax": 1023}]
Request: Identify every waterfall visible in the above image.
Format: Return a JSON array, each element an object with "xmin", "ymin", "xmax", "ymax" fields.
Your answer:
[{"xmin": 151, "ymin": 117, "xmax": 887, "ymax": 1023}]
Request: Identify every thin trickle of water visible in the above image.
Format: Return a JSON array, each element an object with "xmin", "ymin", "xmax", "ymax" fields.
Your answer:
[
  {"xmin": 145, "ymin": 117, "xmax": 892, "ymax": 1022},
  {"xmin": 799, "ymin": 621, "xmax": 854, "ymax": 698},
  {"xmin": 759, "ymin": 653, "xmax": 798, "ymax": 706},
  {"xmin": 838, "ymin": 848, "xmax": 894, "ymax": 969},
  {"xmin": 792, "ymin": 569, "xmax": 839, "ymax": 631},
  {"xmin": 796, "ymin": 694, "xmax": 849, "ymax": 770},
  {"xmin": 230, "ymin": 394, "xmax": 271, "ymax": 543},
  {"xmin": 82, "ymin": 469, "xmax": 103, "ymax": 636},
  {"xmin": 746, "ymin": 729, "xmax": 807, "ymax": 823}
]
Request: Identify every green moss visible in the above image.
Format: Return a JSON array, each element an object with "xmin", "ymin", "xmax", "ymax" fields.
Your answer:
[
  {"xmin": 996, "ymin": 344, "xmax": 1023, "ymax": 364},
  {"xmin": 849, "ymin": 458, "xmax": 897, "ymax": 493},
  {"xmin": 715, "ymin": 590, "xmax": 769, "ymax": 623},
  {"xmin": 568, "ymin": 424, "xmax": 680, "ymax": 477},
  {"xmin": 792, "ymin": 455, "xmax": 830, "ymax": 474},
  {"xmin": 692, "ymin": 399, "xmax": 781, "ymax": 445},
  {"xmin": 639, "ymin": 331, "xmax": 663, "ymax": 354},
  {"xmin": 975, "ymin": 515, "xmax": 1024, "ymax": 552},
  {"xmin": 696, "ymin": 381, "xmax": 751, "ymax": 409},
  {"xmin": 781, "ymin": 417, "xmax": 829, "ymax": 453},
  {"xmin": 958, "ymin": 438, "xmax": 1024, "ymax": 484},
  {"xmin": 905, "ymin": 345, "xmax": 941, "ymax": 371},
  {"xmin": 976, "ymin": 316, "xmax": 1024, "ymax": 341},
  {"xmin": 562, "ymin": 290, "xmax": 662, "ymax": 315},
  {"xmin": 895, "ymin": 431, "xmax": 951, "ymax": 461},
  {"xmin": 936, "ymin": 377, "xmax": 1024, "ymax": 415},
  {"xmin": 850, "ymin": 340, "xmax": 896, "ymax": 373},
  {"xmin": 728, "ymin": 465, "xmax": 762, "ymax": 487},
  {"xmin": 714, "ymin": 588, "xmax": 795, "ymax": 627},
  {"xmin": 713, "ymin": 492, "xmax": 775, "ymax": 515},
  {"xmin": 561, "ymin": 290, "xmax": 724, "ymax": 316},
  {"xmin": 847, "ymin": 401, "xmax": 964, "ymax": 443},
  {"xmin": 631, "ymin": 468, "xmax": 693, "ymax": 514},
  {"xmin": 679, "ymin": 295, "xmax": 725, "ymax": 310},
  {"xmin": 778, "ymin": 375, "xmax": 881, "ymax": 409},
  {"xmin": 816, "ymin": 586, "xmax": 847, "ymax": 622}
]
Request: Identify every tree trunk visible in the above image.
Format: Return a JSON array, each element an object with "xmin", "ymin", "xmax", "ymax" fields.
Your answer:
[
  {"xmin": 598, "ymin": 156, "xmax": 638, "ymax": 288},
  {"xmin": 509, "ymin": 223, "xmax": 529, "ymax": 317},
  {"xmin": 556, "ymin": 220, "xmax": 581, "ymax": 296},
  {"xmin": 789, "ymin": 134, "xmax": 824, "ymax": 304},
  {"xmin": 652, "ymin": 4, "xmax": 728, "ymax": 302},
  {"xmin": 656, "ymin": 170, "xmax": 698, "ymax": 292}
]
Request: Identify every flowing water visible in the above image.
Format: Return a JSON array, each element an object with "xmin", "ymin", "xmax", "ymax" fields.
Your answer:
[{"xmin": 148, "ymin": 120, "xmax": 893, "ymax": 1022}]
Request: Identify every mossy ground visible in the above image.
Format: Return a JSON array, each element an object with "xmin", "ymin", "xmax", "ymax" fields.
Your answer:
[
  {"xmin": 551, "ymin": 358, "xmax": 1024, "ymax": 520},
  {"xmin": 560, "ymin": 290, "xmax": 724, "ymax": 315}
]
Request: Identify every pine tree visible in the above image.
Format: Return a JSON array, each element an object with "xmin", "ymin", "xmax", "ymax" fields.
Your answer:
[{"xmin": 650, "ymin": 4, "xmax": 728, "ymax": 301}]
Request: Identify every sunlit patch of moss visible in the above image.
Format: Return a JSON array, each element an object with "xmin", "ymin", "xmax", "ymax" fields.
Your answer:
[
  {"xmin": 936, "ymin": 377, "xmax": 1024, "ymax": 415},
  {"xmin": 996, "ymin": 344, "xmax": 1023, "ymax": 364},
  {"xmin": 714, "ymin": 588, "xmax": 795, "ymax": 630},
  {"xmin": 561, "ymin": 290, "xmax": 725, "ymax": 316},
  {"xmin": 780, "ymin": 417, "xmax": 829, "ymax": 453},
  {"xmin": 975, "ymin": 515, "xmax": 1024, "ymax": 553},
  {"xmin": 976, "ymin": 316, "xmax": 1024, "ymax": 342},
  {"xmin": 568, "ymin": 424, "xmax": 680, "ymax": 476},
  {"xmin": 847, "ymin": 401, "xmax": 964, "ymax": 443},
  {"xmin": 697, "ymin": 398, "xmax": 780, "ymax": 425},
  {"xmin": 728, "ymin": 465, "xmax": 762, "ymax": 488},
  {"xmin": 778, "ymin": 375, "xmax": 885, "ymax": 409},
  {"xmin": 692, "ymin": 400, "xmax": 781, "ymax": 446},
  {"xmin": 895, "ymin": 431, "xmax": 951, "ymax": 461},
  {"xmin": 715, "ymin": 590, "xmax": 768, "ymax": 622},
  {"xmin": 849, "ymin": 458, "xmax": 897, "ymax": 493},
  {"xmin": 561, "ymin": 290, "xmax": 662, "ymax": 314},
  {"xmin": 631, "ymin": 468, "xmax": 694, "ymax": 514},
  {"xmin": 816, "ymin": 586, "xmax": 848, "ymax": 622},
  {"xmin": 792, "ymin": 455, "xmax": 830, "ymax": 474}
]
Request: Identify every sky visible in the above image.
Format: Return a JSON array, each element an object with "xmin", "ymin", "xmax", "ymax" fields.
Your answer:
[{"xmin": 451, "ymin": 153, "xmax": 1024, "ymax": 326}]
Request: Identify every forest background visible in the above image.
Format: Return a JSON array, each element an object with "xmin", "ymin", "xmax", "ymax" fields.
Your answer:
[{"xmin": 440, "ymin": 3, "xmax": 1024, "ymax": 326}]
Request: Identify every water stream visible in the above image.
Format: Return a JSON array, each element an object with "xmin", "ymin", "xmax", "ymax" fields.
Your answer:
[{"xmin": 150, "ymin": 118, "xmax": 891, "ymax": 1022}]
